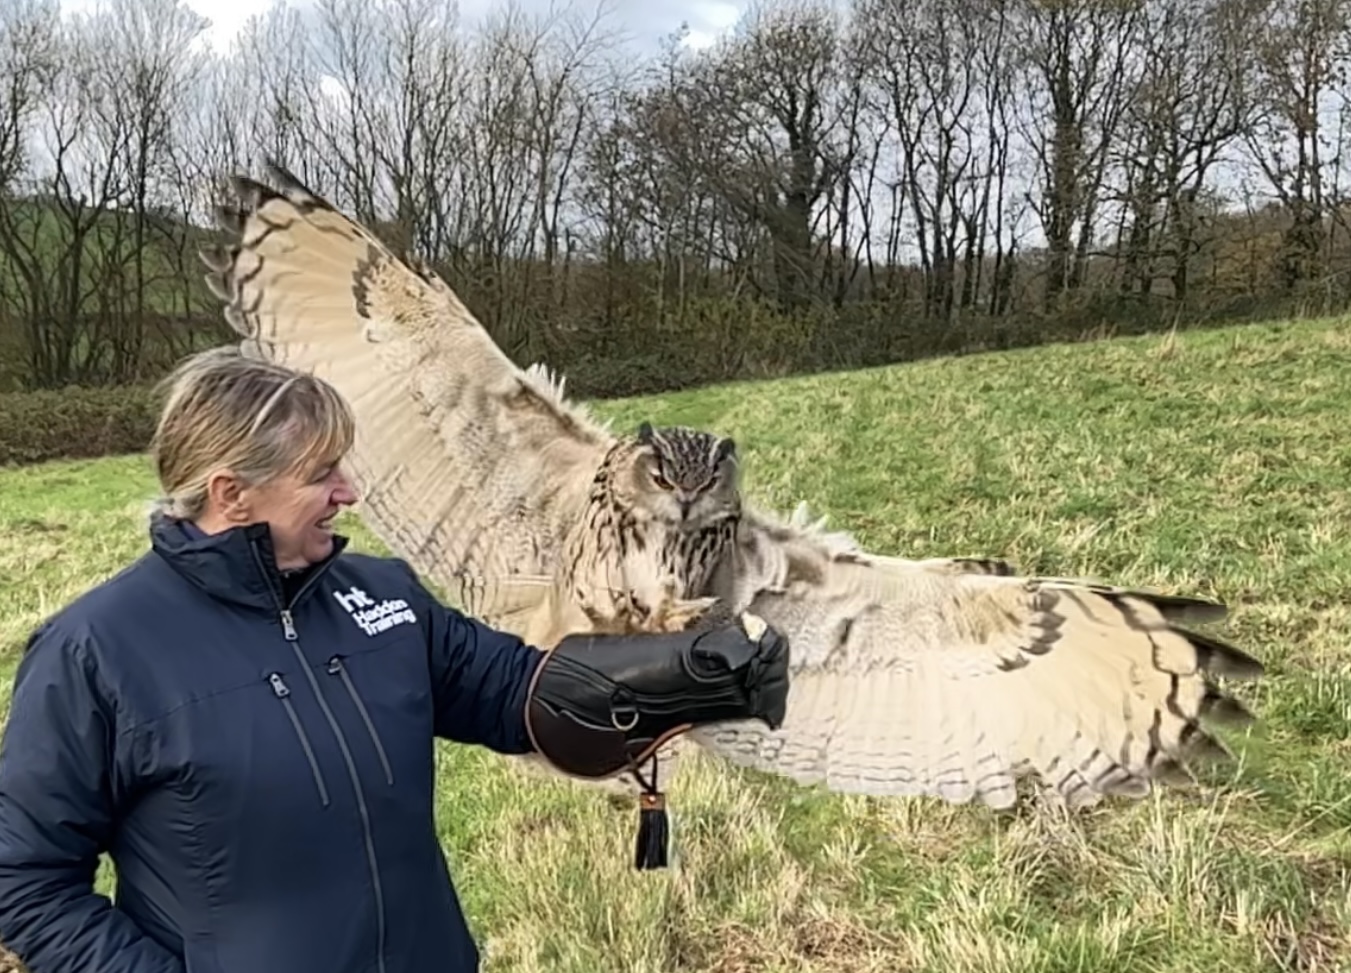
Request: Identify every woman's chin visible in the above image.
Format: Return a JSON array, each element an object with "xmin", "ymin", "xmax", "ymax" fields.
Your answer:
[{"xmin": 307, "ymin": 530, "xmax": 336, "ymax": 558}]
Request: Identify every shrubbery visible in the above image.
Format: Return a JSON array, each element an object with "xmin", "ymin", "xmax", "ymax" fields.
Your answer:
[
  {"xmin": 0, "ymin": 384, "xmax": 160, "ymax": 466},
  {"xmin": 0, "ymin": 287, "xmax": 1263, "ymax": 469}
]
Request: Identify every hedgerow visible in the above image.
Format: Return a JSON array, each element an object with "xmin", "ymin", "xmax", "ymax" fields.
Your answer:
[{"xmin": 0, "ymin": 385, "xmax": 159, "ymax": 466}]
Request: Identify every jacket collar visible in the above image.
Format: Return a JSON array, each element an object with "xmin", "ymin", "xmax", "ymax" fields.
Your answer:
[{"xmin": 148, "ymin": 511, "xmax": 349, "ymax": 612}]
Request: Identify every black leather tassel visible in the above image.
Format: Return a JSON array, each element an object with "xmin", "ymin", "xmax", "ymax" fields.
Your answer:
[
  {"xmin": 628, "ymin": 754, "xmax": 670, "ymax": 870},
  {"xmin": 634, "ymin": 790, "xmax": 669, "ymax": 870}
]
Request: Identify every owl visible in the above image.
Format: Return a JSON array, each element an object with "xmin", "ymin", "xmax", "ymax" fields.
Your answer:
[{"xmin": 198, "ymin": 162, "xmax": 1266, "ymax": 821}]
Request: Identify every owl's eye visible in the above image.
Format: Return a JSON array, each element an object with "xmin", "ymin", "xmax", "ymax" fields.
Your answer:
[{"xmin": 652, "ymin": 470, "xmax": 674, "ymax": 490}]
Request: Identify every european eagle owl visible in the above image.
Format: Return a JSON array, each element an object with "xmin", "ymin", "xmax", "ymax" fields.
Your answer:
[{"xmin": 198, "ymin": 161, "xmax": 1268, "ymax": 823}]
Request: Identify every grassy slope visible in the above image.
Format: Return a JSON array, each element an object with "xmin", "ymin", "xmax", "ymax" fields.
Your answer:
[
  {"xmin": 1, "ymin": 316, "xmax": 1349, "ymax": 972},
  {"xmin": 0, "ymin": 197, "xmax": 207, "ymax": 310},
  {"xmin": 0, "ymin": 196, "xmax": 216, "ymax": 392}
]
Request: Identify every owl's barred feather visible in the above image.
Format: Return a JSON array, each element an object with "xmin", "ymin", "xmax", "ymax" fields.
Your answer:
[{"xmin": 199, "ymin": 161, "xmax": 1266, "ymax": 812}]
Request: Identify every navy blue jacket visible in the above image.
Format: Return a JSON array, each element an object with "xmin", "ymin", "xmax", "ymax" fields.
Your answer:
[{"xmin": 0, "ymin": 513, "xmax": 544, "ymax": 973}]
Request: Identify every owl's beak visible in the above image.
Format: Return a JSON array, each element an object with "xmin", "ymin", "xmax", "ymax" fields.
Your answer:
[{"xmin": 678, "ymin": 497, "xmax": 692, "ymax": 520}]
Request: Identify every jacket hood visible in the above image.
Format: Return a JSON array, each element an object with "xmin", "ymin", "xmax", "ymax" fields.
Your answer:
[{"xmin": 148, "ymin": 511, "xmax": 350, "ymax": 612}]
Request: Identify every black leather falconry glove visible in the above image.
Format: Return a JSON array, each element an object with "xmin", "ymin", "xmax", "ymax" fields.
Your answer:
[{"xmin": 523, "ymin": 613, "xmax": 790, "ymax": 869}]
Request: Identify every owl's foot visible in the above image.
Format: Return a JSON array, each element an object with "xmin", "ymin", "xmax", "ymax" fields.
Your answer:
[{"xmin": 649, "ymin": 589, "xmax": 718, "ymax": 632}]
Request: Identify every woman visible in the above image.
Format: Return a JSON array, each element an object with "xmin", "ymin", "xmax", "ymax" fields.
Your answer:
[{"xmin": 0, "ymin": 347, "xmax": 789, "ymax": 973}]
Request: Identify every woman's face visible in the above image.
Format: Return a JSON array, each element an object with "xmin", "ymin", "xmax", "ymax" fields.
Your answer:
[{"xmin": 238, "ymin": 459, "xmax": 359, "ymax": 569}]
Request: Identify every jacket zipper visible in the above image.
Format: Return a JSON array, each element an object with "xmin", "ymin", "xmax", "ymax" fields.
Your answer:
[
  {"xmin": 326, "ymin": 656, "xmax": 395, "ymax": 786},
  {"xmin": 251, "ymin": 547, "xmax": 389, "ymax": 973},
  {"xmin": 268, "ymin": 672, "xmax": 331, "ymax": 806}
]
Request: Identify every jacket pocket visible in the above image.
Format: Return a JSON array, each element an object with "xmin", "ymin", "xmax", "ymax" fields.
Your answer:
[
  {"xmin": 325, "ymin": 656, "xmax": 395, "ymax": 786},
  {"xmin": 267, "ymin": 672, "xmax": 331, "ymax": 806},
  {"xmin": 183, "ymin": 932, "xmax": 225, "ymax": 973}
]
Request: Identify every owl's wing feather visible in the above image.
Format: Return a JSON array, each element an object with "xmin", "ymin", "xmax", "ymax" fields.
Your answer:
[
  {"xmin": 198, "ymin": 163, "xmax": 616, "ymax": 620},
  {"xmin": 692, "ymin": 508, "xmax": 1264, "ymax": 808}
]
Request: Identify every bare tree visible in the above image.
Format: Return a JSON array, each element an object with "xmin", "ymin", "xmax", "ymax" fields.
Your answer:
[
  {"xmin": 1112, "ymin": 0, "xmax": 1260, "ymax": 303},
  {"xmin": 1243, "ymin": 0, "xmax": 1351, "ymax": 292},
  {"xmin": 632, "ymin": 1, "xmax": 848, "ymax": 313},
  {"xmin": 1013, "ymin": 0, "xmax": 1147, "ymax": 306},
  {"xmin": 0, "ymin": 0, "xmax": 58, "ymax": 193},
  {"xmin": 5, "ymin": 0, "xmax": 1351, "ymax": 398},
  {"xmin": 853, "ymin": 0, "xmax": 1016, "ymax": 320}
]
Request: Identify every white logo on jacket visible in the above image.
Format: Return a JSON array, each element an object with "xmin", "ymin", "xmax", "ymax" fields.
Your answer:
[{"xmin": 332, "ymin": 585, "xmax": 417, "ymax": 637}]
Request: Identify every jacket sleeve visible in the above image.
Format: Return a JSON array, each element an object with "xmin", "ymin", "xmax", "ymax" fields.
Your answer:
[
  {"xmin": 399, "ymin": 563, "xmax": 544, "ymax": 754},
  {"xmin": 0, "ymin": 623, "xmax": 184, "ymax": 973}
]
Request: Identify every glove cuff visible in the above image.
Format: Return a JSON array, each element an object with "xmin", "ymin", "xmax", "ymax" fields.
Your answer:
[{"xmin": 521, "ymin": 646, "xmax": 696, "ymax": 778}]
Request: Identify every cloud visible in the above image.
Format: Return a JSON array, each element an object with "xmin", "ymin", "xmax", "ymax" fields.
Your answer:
[
  {"xmin": 54, "ymin": 0, "xmax": 289, "ymax": 52},
  {"xmin": 54, "ymin": 0, "xmax": 749, "ymax": 56},
  {"xmin": 190, "ymin": 0, "xmax": 286, "ymax": 50}
]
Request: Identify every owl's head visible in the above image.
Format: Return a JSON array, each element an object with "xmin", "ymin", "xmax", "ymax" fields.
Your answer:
[{"xmin": 622, "ymin": 421, "xmax": 740, "ymax": 529}]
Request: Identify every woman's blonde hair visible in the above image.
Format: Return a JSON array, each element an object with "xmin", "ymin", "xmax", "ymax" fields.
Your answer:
[{"xmin": 149, "ymin": 346, "xmax": 356, "ymax": 520}]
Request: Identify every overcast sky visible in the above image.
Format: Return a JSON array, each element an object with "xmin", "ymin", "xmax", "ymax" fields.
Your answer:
[{"xmin": 54, "ymin": 0, "xmax": 749, "ymax": 56}]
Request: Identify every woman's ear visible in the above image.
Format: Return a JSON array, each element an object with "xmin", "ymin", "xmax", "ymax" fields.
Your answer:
[{"xmin": 205, "ymin": 469, "xmax": 252, "ymax": 523}]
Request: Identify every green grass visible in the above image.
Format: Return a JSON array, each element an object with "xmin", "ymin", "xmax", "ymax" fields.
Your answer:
[{"xmin": 2, "ymin": 315, "xmax": 1350, "ymax": 972}]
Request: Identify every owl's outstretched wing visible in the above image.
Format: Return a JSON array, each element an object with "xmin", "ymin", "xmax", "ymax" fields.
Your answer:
[
  {"xmin": 198, "ymin": 162, "xmax": 616, "ymax": 620},
  {"xmin": 692, "ymin": 507, "xmax": 1265, "ymax": 808}
]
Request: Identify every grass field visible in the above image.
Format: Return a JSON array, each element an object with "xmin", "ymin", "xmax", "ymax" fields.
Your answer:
[{"xmin": 1, "ymin": 316, "xmax": 1349, "ymax": 972}]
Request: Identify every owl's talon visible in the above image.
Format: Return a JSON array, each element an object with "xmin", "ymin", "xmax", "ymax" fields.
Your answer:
[{"xmin": 649, "ymin": 593, "xmax": 717, "ymax": 632}]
